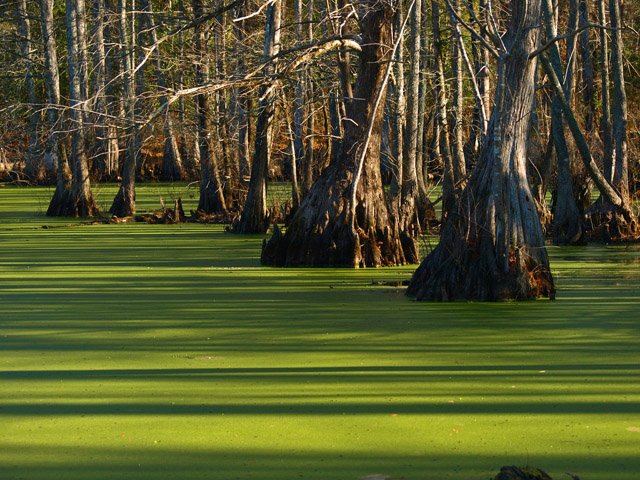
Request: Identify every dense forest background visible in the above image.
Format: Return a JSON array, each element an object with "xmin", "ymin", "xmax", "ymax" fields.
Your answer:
[{"xmin": 0, "ymin": 0, "xmax": 638, "ymax": 299}]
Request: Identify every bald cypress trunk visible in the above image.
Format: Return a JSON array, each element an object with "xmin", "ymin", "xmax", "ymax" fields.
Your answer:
[
  {"xmin": 50, "ymin": 0, "xmax": 98, "ymax": 217},
  {"xmin": 233, "ymin": 0, "xmax": 282, "ymax": 233},
  {"xmin": 541, "ymin": 0, "xmax": 583, "ymax": 245},
  {"xmin": 141, "ymin": 0, "xmax": 184, "ymax": 181},
  {"xmin": 17, "ymin": 0, "xmax": 41, "ymax": 179},
  {"xmin": 431, "ymin": 0, "xmax": 455, "ymax": 223},
  {"xmin": 262, "ymin": 0, "xmax": 418, "ymax": 267},
  {"xmin": 194, "ymin": 0, "xmax": 227, "ymax": 215},
  {"xmin": 581, "ymin": 0, "xmax": 638, "ymax": 241},
  {"xmin": 110, "ymin": 0, "xmax": 137, "ymax": 217},
  {"xmin": 408, "ymin": 0, "xmax": 555, "ymax": 301},
  {"xmin": 609, "ymin": 0, "xmax": 628, "ymax": 200},
  {"xmin": 41, "ymin": 0, "xmax": 72, "ymax": 214}
]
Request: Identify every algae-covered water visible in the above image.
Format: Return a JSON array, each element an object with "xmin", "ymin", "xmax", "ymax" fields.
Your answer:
[{"xmin": 1, "ymin": 184, "xmax": 639, "ymax": 480}]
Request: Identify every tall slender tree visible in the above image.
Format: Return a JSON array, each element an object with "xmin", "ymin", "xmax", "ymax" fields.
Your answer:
[
  {"xmin": 110, "ymin": 0, "xmax": 138, "ymax": 217},
  {"xmin": 194, "ymin": 0, "xmax": 227, "ymax": 215},
  {"xmin": 233, "ymin": 0, "xmax": 282, "ymax": 232},
  {"xmin": 41, "ymin": 0, "xmax": 72, "ymax": 215},
  {"xmin": 50, "ymin": 0, "xmax": 98, "ymax": 217},
  {"xmin": 142, "ymin": 0, "xmax": 184, "ymax": 181},
  {"xmin": 541, "ymin": 0, "xmax": 582, "ymax": 245},
  {"xmin": 17, "ymin": 0, "xmax": 40, "ymax": 179}
]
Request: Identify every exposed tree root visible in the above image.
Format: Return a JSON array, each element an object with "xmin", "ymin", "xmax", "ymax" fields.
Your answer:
[{"xmin": 583, "ymin": 199, "xmax": 639, "ymax": 242}]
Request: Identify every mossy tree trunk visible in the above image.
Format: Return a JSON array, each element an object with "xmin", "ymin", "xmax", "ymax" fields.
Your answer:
[
  {"xmin": 262, "ymin": 0, "xmax": 418, "ymax": 267},
  {"xmin": 408, "ymin": 0, "xmax": 555, "ymax": 301}
]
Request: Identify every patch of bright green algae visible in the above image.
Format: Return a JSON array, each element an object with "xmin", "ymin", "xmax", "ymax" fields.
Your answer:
[{"xmin": 0, "ymin": 185, "xmax": 639, "ymax": 480}]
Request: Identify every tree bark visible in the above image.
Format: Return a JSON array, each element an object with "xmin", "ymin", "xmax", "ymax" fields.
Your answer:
[
  {"xmin": 598, "ymin": 0, "xmax": 614, "ymax": 183},
  {"xmin": 448, "ymin": 0, "xmax": 467, "ymax": 184},
  {"xmin": 302, "ymin": 0, "xmax": 316, "ymax": 194},
  {"xmin": 262, "ymin": 0, "xmax": 418, "ymax": 267},
  {"xmin": 293, "ymin": 0, "xmax": 306, "ymax": 195},
  {"xmin": 578, "ymin": 0, "xmax": 596, "ymax": 133},
  {"xmin": 609, "ymin": 0, "xmax": 628, "ymax": 200},
  {"xmin": 194, "ymin": 0, "xmax": 227, "ymax": 214},
  {"xmin": 388, "ymin": 2, "xmax": 405, "ymax": 200},
  {"xmin": 41, "ymin": 0, "xmax": 72, "ymax": 214},
  {"xmin": 577, "ymin": 0, "xmax": 638, "ymax": 241},
  {"xmin": 408, "ymin": 0, "xmax": 555, "ymax": 301},
  {"xmin": 431, "ymin": 0, "xmax": 456, "ymax": 223},
  {"xmin": 335, "ymin": 0, "xmax": 354, "ymax": 115},
  {"xmin": 233, "ymin": 0, "xmax": 282, "ymax": 233},
  {"xmin": 214, "ymin": 12, "xmax": 235, "ymax": 205},
  {"xmin": 541, "ymin": 0, "xmax": 583, "ymax": 245},
  {"xmin": 142, "ymin": 0, "xmax": 184, "ymax": 181},
  {"xmin": 17, "ymin": 0, "xmax": 40, "ymax": 179},
  {"xmin": 39, "ymin": 0, "xmax": 63, "ymax": 172},
  {"xmin": 415, "ymin": 0, "xmax": 430, "ymax": 201},
  {"xmin": 398, "ymin": 0, "xmax": 429, "ymax": 233},
  {"xmin": 91, "ymin": 0, "xmax": 115, "ymax": 180},
  {"xmin": 110, "ymin": 0, "xmax": 137, "ymax": 217},
  {"xmin": 233, "ymin": 0, "xmax": 252, "ymax": 180},
  {"xmin": 50, "ymin": 0, "xmax": 98, "ymax": 217}
]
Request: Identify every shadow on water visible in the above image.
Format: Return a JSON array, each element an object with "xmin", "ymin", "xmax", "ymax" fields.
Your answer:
[{"xmin": 1, "ymin": 187, "xmax": 639, "ymax": 480}]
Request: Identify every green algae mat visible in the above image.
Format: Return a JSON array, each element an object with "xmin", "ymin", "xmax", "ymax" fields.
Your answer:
[{"xmin": 1, "ymin": 185, "xmax": 639, "ymax": 480}]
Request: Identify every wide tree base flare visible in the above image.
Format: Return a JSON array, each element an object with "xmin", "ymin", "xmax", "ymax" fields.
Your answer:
[{"xmin": 407, "ymin": 0, "xmax": 555, "ymax": 302}]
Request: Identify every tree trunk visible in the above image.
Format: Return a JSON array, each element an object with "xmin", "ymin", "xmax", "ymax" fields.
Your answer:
[
  {"xmin": 578, "ymin": 0, "xmax": 596, "ymax": 133},
  {"xmin": 542, "ymin": 0, "xmax": 583, "ymax": 245},
  {"xmin": 408, "ymin": 0, "xmax": 555, "ymax": 301},
  {"xmin": 214, "ymin": 12, "xmax": 235, "ymax": 205},
  {"xmin": 234, "ymin": 1, "xmax": 251, "ymax": 181},
  {"xmin": 563, "ymin": 0, "xmax": 579, "ymax": 103},
  {"xmin": 431, "ymin": 0, "xmax": 456, "ymax": 223},
  {"xmin": 388, "ymin": 3, "xmax": 405, "ymax": 201},
  {"xmin": 110, "ymin": 0, "xmax": 137, "ymax": 217},
  {"xmin": 39, "ymin": 0, "xmax": 63, "ymax": 174},
  {"xmin": 17, "ymin": 0, "xmax": 41, "ymax": 179},
  {"xmin": 609, "ymin": 0, "xmax": 628, "ymax": 200},
  {"xmin": 415, "ymin": 0, "xmax": 430, "ymax": 201},
  {"xmin": 50, "ymin": 0, "xmax": 98, "ymax": 217},
  {"xmin": 233, "ymin": 0, "xmax": 282, "ymax": 233},
  {"xmin": 447, "ymin": 0, "xmax": 488, "ymax": 156},
  {"xmin": 302, "ymin": 0, "xmax": 316, "ymax": 194},
  {"xmin": 262, "ymin": 0, "xmax": 418, "ymax": 267},
  {"xmin": 91, "ymin": 0, "xmax": 113, "ymax": 180},
  {"xmin": 194, "ymin": 0, "xmax": 227, "ymax": 215},
  {"xmin": 598, "ymin": 0, "xmax": 614, "ymax": 183},
  {"xmin": 448, "ymin": 0, "xmax": 467, "ymax": 183},
  {"xmin": 398, "ymin": 0, "xmax": 428, "ymax": 233},
  {"xmin": 579, "ymin": 0, "xmax": 638, "ymax": 241},
  {"xmin": 335, "ymin": 0, "xmax": 354, "ymax": 115},
  {"xmin": 293, "ymin": 0, "xmax": 307, "ymax": 194},
  {"xmin": 540, "ymin": 47, "xmax": 637, "ymax": 241},
  {"xmin": 142, "ymin": 0, "xmax": 184, "ymax": 181},
  {"xmin": 41, "ymin": 0, "xmax": 72, "ymax": 214}
]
